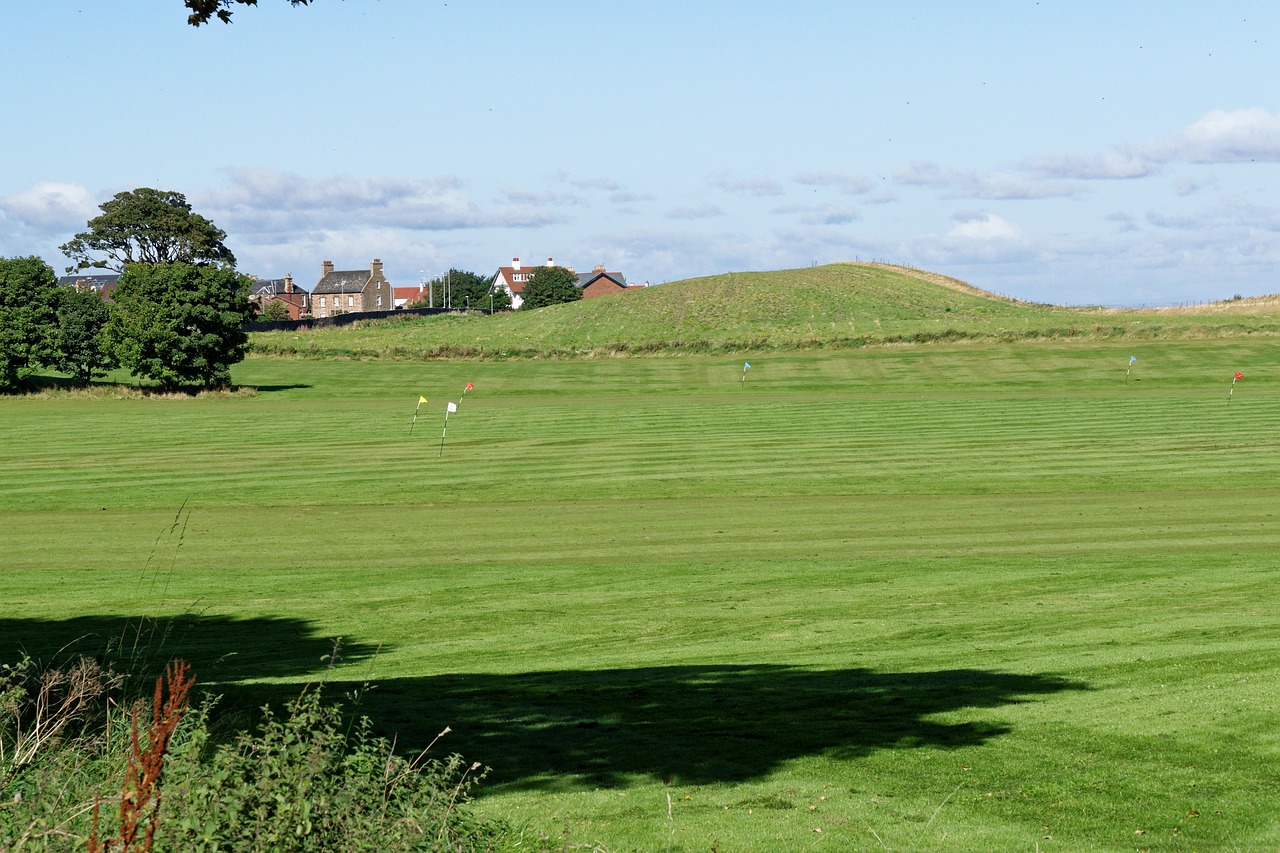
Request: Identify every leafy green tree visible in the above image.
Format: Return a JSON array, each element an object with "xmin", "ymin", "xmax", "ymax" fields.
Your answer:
[
  {"xmin": 53, "ymin": 287, "xmax": 116, "ymax": 385},
  {"xmin": 485, "ymin": 286, "xmax": 513, "ymax": 313},
  {"xmin": 104, "ymin": 263, "xmax": 255, "ymax": 390},
  {"xmin": 60, "ymin": 188, "xmax": 235, "ymax": 274},
  {"xmin": 422, "ymin": 269, "xmax": 499, "ymax": 310},
  {"xmin": 257, "ymin": 299, "xmax": 292, "ymax": 321},
  {"xmin": 520, "ymin": 265, "xmax": 581, "ymax": 310},
  {"xmin": 0, "ymin": 257, "xmax": 60, "ymax": 392}
]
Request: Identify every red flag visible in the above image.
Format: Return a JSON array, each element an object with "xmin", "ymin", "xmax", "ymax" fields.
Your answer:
[
  {"xmin": 465, "ymin": 382, "xmax": 474, "ymax": 391},
  {"xmin": 1235, "ymin": 372, "xmax": 1244, "ymax": 380}
]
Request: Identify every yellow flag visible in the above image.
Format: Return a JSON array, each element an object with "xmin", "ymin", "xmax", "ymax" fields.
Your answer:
[{"xmin": 418, "ymin": 396, "xmax": 428, "ymax": 405}]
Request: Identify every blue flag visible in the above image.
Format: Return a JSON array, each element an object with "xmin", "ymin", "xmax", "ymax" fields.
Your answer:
[{"xmin": 744, "ymin": 362, "xmax": 751, "ymax": 369}]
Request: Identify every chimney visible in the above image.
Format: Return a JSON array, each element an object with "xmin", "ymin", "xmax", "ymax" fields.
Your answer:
[
  {"xmin": 322, "ymin": 260, "xmax": 334, "ymax": 278},
  {"xmin": 593, "ymin": 264, "xmax": 605, "ymax": 273},
  {"xmin": 284, "ymin": 274, "xmax": 294, "ymax": 293},
  {"xmin": 371, "ymin": 258, "xmax": 383, "ymax": 279},
  {"xmin": 512, "ymin": 257, "xmax": 521, "ymax": 271}
]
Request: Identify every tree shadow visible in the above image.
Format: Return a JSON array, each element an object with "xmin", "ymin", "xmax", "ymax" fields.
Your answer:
[
  {"xmin": 331, "ymin": 664, "xmax": 1087, "ymax": 790},
  {"xmin": 245, "ymin": 383, "xmax": 312, "ymax": 393},
  {"xmin": 0, "ymin": 614, "xmax": 379, "ymax": 687},
  {"xmin": 0, "ymin": 615, "xmax": 1086, "ymax": 791}
]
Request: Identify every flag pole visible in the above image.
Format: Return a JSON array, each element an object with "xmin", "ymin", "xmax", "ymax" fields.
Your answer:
[
  {"xmin": 410, "ymin": 395, "xmax": 427, "ymax": 435},
  {"xmin": 741, "ymin": 361, "xmax": 750, "ymax": 387},
  {"xmin": 438, "ymin": 401, "xmax": 458, "ymax": 458},
  {"xmin": 1126, "ymin": 355, "xmax": 1136, "ymax": 382},
  {"xmin": 1229, "ymin": 371, "xmax": 1242, "ymax": 404}
]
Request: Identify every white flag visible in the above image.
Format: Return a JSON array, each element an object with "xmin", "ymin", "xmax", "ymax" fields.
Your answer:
[{"xmin": 447, "ymin": 402, "xmax": 458, "ymax": 413}]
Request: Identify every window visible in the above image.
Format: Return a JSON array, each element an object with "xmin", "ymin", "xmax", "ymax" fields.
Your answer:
[
  {"xmin": 347, "ymin": 295, "xmax": 355, "ymax": 307},
  {"xmin": 319, "ymin": 297, "xmax": 326, "ymax": 308},
  {"xmin": 376, "ymin": 295, "xmax": 382, "ymax": 309}
]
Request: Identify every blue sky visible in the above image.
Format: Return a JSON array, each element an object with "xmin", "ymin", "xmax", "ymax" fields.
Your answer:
[{"xmin": 3, "ymin": 1, "xmax": 1279, "ymax": 305}]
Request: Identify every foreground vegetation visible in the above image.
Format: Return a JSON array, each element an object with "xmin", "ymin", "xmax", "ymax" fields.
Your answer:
[
  {"xmin": 4, "ymin": 329, "xmax": 1280, "ymax": 849},
  {"xmin": 249, "ymin": 262, "xmax": 1280, "ymax": 360}
]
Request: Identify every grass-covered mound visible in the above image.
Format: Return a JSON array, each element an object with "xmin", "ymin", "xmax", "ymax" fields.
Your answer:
[{"xmin": 249, "ymin": 262, "xmax": 1280, "ymax": 360}]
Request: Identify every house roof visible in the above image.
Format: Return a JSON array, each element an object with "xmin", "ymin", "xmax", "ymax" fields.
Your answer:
[
  {"xmin": 577, "ymin": 270, "xmax": 628, "ymax": 289},
  {"xmin": 58, "ymin": 273, "xmax": 120, "ymax": 290},
  {"xmin": 312, "ymin": 270, "xmax": 372, "ymax": 295},
  {"xmin": 249, "ymin": 278, "xmax": 309, "ymax": 296},
  {"xmin": 394, "ymin": 286, "xmax": 424, "ymax": 301},
  {"xmin": 493, "ymin": 266, "xmax": 530, "ymax": 295}
]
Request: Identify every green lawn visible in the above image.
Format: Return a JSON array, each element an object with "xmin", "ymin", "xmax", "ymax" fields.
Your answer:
[{"xmin": 4, "ymin": 340, "xmax": 1280, "ymax": 850}]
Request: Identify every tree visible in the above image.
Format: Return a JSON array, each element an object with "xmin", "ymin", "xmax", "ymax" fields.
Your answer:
[
  {"xmin": 61, "ymin": 188, "xmax": 235, "ymax": 274},
  {"xmin": 0, "ymin": 257, "xmax": 60, "ymax": 392},
  {"xmin": 421, "ymin": 269, "xmax": 499, "ymax": 310},
  {"xmin": 520, "ymin": 266, "xmax": 581, "ymax": 310},
  {"xmin": 257, "ymin": 299, "xmax": 292, "ymax": 321},
  {"xmin": 485, "ymin": 286, "xmax": 513, "ymax": 313},
  {"xmin": 103, "ymin": 263, "xmax": 255, "ymax": 390},
  {"xmin": 185, "ymin": 0, "xmax": 311, "ymax": 26},
  {"xmin": 53, "ymin": 287, "xmax": 116, "ymax": 385}
]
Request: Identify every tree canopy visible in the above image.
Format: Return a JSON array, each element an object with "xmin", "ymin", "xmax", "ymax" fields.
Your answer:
[
  {"xmin": 184, "ymin": 0, "xmax": 312, "ymax": 26},
  {"xmin": 61, "ymin": 188, "xmax": 235, "ymax": 274},
  {"xmin": 520, "ymin": 266, "xmax": 582, "ymax": 310},
  {"xmin": 420, "ymin": 269, "xmax": 500, "ymax": 310},
  {"xmin": 53, "ymin": 287, "xmax": 116, "ymax": 385},
  {"xmin": 0, "ymin": 257, "xmax": 61, "ymax": 392},
  {"xmin": 103, "ymin": 263, "xmax": 255, "ymax": 390}
]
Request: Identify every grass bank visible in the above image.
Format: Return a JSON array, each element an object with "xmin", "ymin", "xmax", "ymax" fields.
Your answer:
[{"xmin": 248, "ymin": 263, "xmax": 1280, "ymax": 361}]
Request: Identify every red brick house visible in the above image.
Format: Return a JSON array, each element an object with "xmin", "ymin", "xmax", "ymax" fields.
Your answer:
[
  {"xmin": 493, "ymin": 257, "xmax": 632, "ymax": 308},
  {"xmin": 249, "ymin": 274, "xmax": 311, "ymax": 320},
  {"xmin": 576, "ymin": 264, "xmax": 629, "ymax": 297}
]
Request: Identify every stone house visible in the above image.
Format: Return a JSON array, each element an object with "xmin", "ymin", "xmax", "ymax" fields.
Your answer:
[{"xmin": 311, "ymin": 259, "xmax": 393, "ymax": 318}]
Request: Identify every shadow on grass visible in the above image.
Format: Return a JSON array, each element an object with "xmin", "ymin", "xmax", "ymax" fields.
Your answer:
[
  {"xmin": 342, "ymin": 665, "xmax": 1086, "ymax": 790},
  {"xmin": 0, "ymin": 614, "xmax": 379, "ymax": 687},
  {"xmin": 0, "ymin": 615, "xmax": 1085, "ymax": 790},
  {"xmin": 247, "ymin": 383, "xmax": 312, "ymax": 393}
]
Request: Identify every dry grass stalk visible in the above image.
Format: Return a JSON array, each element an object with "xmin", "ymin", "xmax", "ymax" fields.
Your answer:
[
  {"xmin": 1, "ymin": 657, "xmax": 116, "ymax": 784},
  {"xmin": 87, "ymin": 659, "xmax": 194, "ymax": 853}
]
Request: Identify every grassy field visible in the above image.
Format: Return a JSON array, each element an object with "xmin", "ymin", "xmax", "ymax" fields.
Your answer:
[
  {"xmin": 247, "ymin": 263, "xmax": 1280, "ymax": 360},
  {"xmin": 4, "ymin": 334, "xmax": 1280, "ymax": 850}
]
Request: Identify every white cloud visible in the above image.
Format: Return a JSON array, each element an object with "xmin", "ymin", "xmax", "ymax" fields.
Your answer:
[
  {"xmin": 0, "ymin": 181, "xmax": 99, "ymax": 230},
  {"xmin": 1024, "ymin": 108, "xmax": 1280, "ymax": 183},
  {"xmin": 199, "ymin": 169, "xmax": 563, "ymax": 232},
  {"xmin": 709, "ymin": 174, "xmax": 785, "ymax": 197},
  {"xmin": 1173, "ymin": 108, "xmax": 1280, "ymax": 164},
  {"xmin": 667, "ymin": 204, "xmax": 725, "ymax": 220},
  {"xmin": 792, "ymin": 171, "xmax": 874, "ymax": 195},
  {"xmin": 1025, "ymin": 150, "xmax": 1159, "ymax": 180},
  {"xmin": 501, "ymin": 187, "xmax": 581, "ymax": 206},
  {"xmin": 774, "ymin": 203, "xmax": 860, "ymax": 225},
  {"xmin": 894, "ymin": 161, "xmax": 1081, "ymax": 199},
  {"xmin": 948, "ymin": 212, "xmax": 1022, "ymax": 241}
]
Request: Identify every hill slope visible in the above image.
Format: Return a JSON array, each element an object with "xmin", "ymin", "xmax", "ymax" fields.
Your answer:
[{"xmin": 250, "ymin": 263, "xmax": 1280, "ymax": 359}]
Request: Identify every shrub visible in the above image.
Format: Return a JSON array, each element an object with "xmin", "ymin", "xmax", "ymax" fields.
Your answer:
[{"xmin": 0, "ymin": 656, "xmax": 511, "ymax": 852}]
